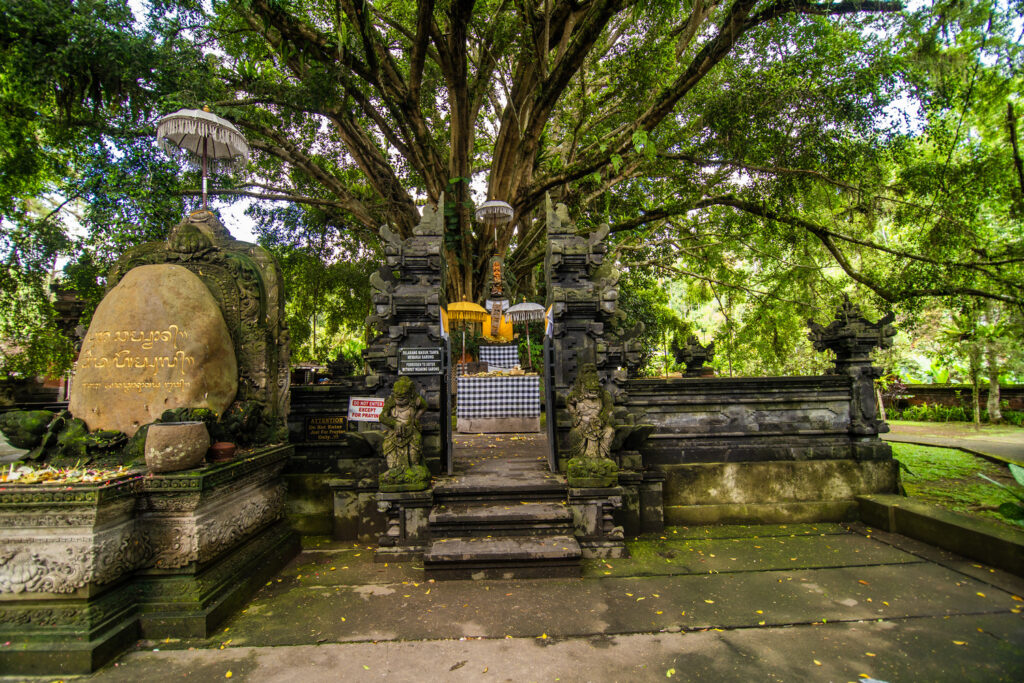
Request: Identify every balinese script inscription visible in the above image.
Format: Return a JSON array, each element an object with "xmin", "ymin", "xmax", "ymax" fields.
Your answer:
[
  {"xmin": 68, "ymin": 264, "xmax": 238, "ymax": 435},
  {"xmin": 76, "ymin": 325, "xmax": 197, "ymax": 391}
]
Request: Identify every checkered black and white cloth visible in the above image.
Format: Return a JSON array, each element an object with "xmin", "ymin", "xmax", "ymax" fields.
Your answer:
[
  {"xmin": 479, "ymin": 345, "xmax": 519, "ymax": 368},
  {"xmin": 457, "ymin": 375, "xmax": 541, "ymax": 418}
]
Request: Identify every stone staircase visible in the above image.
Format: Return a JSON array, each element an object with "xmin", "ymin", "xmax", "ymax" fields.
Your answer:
[{"xmin": 423, "ymin": 438, "xmax": 582, "ymax": 580}]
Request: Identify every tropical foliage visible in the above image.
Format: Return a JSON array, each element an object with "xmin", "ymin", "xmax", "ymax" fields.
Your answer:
[{"xmin": 0, "ymin": 0, "xmax": 1021, "ymax": 379}]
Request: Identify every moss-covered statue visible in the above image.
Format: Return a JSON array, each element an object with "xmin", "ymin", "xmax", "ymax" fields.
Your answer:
[
  {"xmin": 566, "ymin": 364, "xmax": 618, "ymax": 487},
  {"xmin": 378, "ymin": 377, "xmax": 431, "ymax": 492}
]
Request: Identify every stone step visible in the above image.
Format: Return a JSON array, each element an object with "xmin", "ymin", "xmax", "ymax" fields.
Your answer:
[
  {"xmin": 433, "ymin": 479, "xmax": 567, "ymax": 504},
  {"xmin": 424, "ymin": 535, "xmax": 582, "ymax": 580},
  {"xmin": 429, "ymin": 502, "xmax": 573, "ymax": 537}
]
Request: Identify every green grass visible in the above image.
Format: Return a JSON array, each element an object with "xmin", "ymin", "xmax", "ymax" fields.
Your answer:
[{"xmin": 891, "ymin": 442, "xmax": 1023, "ymax": 528}]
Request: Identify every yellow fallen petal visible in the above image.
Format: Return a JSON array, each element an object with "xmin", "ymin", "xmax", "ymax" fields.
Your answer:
[
  {"xmin": 976, "ymin": 592, "xmax": 986, "ymax": 598},
  {"xmin": 866, "ymin": 652, "xmax": 876, "ymax": 657},
  {"xmin": 225, "ymin": 673, "xmax": 232, "ymax": 679},
  {"xmin": 813, "ymin": 660, "xmax": 821, "ymax": 666},
  {"xmin": 953, "ymin": 640, "xmax": 966, "ymax": 645},
  {"xmin": 704, "ymin": 599, "xmax": 714, "ymax": 604}
]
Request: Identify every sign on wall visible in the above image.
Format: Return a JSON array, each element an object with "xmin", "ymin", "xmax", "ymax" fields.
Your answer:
[
  {"xmin": 348, "ymin": 396, "xmax": 385, "ymax": 421},
  {"xmin": 398, "ymin": 347, "xmax": 443, "ymax": 375},
  {"xmin": 305, "ymin": 415, "xmax": 348, "ymax": 441}
]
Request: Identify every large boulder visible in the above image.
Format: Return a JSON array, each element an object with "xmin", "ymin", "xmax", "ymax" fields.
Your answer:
[{"xmin": 69, "ymin": 264, "xmax": 237, "ymax": 436}]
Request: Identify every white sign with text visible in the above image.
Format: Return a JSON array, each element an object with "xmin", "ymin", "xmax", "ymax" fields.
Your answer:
[{"xmin": 348, "ymin": 396, "xmax": 385, "ymax": 422}]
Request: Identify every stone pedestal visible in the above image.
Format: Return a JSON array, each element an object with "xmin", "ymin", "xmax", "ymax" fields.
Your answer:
[
  {"xmin": 640, "ymin": 470, "xmax": 665, "ymax": 533},
  {"xmin": 0, "ymin": 445, "xmax": 299, "ymax": 675},
  {"xmin": 134, "ymin": 445, "xmax": 298, "ymax": 638},
  {"xmin": 0, "ymin": 474, "xmax": 144, "ymax": 675},
  {"xmin": 567, "ymin": 487, "xmax": 626, "ymax": 558},
  {"xmin": 329, "ymin": 477, "xmax": 386, "ymax": 543},
  {"xmin": 376, "ymin": 489, "xmax": 434, "ymax": 561}
]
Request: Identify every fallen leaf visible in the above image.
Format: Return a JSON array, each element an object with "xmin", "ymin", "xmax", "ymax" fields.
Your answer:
[
  {"xmin": 225, "ymin": 673, "xmax": 232, "ymax": 679},
  {"xmin": 976, "ymin": 592, "xmax": 986, "ymax": 598},
  {"xmin": 666, "ymin": 668, "xmax": 676, "ymax": 677},
  {"xmin": 858, "ymin": 580, "xmax": 870, "ymax": 586},
  {"xmin": 704, "ymin": 599, "xmax": 714, "ymax": 604},
  {"xmin": 363, "ymin": 665, "xmax": 371, "ymax": 670},
  {"xmin": 813, "ymin": 660, "xmax": 821, "ymax": 666},
  {"xmin": 953, "ymin": 641, "xmax": 966, "ymax": 645},
  {"xmin": 865, "ymin": 652, "xmax": 876, "ymax": 657}
]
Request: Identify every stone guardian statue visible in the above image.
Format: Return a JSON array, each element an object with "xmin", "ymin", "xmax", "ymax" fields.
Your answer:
[
  {"xmin": 566, "ymin": 364, "xmax": 618, "ymax": 487},
  {"xmin": 378, "ymin": 377, "xmax": 431, "ymax": 492}
]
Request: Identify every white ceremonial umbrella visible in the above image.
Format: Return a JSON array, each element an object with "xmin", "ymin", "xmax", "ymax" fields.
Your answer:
[
  {"xmin": 505, "ymin": 301, "xmax": 546, "ymax": 369},
  {"xmin": 156, "ymin": 107, "xmax": 250, "ymax": 210}
]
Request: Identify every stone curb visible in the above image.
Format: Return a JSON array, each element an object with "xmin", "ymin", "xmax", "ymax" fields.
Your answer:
[
  {"xmin": 857, "ymin": 493, "xmax": 1024, "ymax": 576},
  {"xmin": 883, "ymin": 434, "xmax": 1024, "ymax": 467}
]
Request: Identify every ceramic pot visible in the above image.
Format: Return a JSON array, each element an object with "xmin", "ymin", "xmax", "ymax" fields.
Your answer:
[
  {"xmin": 144, "ymin": 421, "xmax": 210, "ymax": 473},
  {"xmin": 208, "ymin": 441, "xmax": 237, "ymax": 463}
]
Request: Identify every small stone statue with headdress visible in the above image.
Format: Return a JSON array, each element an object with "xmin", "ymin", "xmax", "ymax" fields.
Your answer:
[
  {"xmin": 378, "ymin": 377, "xmax": 431, "ymax": 492},
  {"xmin": 566, "ymin": 364, "xmax": 618, "ymax": 487}
]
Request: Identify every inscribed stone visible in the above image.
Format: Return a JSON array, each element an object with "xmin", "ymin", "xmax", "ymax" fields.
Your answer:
[{"xmin": 69, "ymin": 264, "xmax": 238, "ymax": 435}]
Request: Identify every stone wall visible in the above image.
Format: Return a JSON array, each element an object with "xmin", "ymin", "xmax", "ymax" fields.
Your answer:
[
  {"xmin": 890, "ymin": 384, "xmax": 1024, "ymax": 412},
  {"xmin": 627, "ymin": 376, "xmax": 861, "ymax": 464},
  {"xmin": 626, "ymin": 298, "xmax": 900, "ymax": 524},
  {"xmin": 285, "ymin": 381, "xmax": 384, "ymax": 537}
]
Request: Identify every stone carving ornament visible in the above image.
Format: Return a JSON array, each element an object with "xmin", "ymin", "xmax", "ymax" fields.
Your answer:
[
  {"xmin": 808, "ymin": 296, "xmax": 896, "ymax": 439},
  {"xmin": 107, "ymin": 211, "xmax": 290, "ymax": 423},
  {"xmin": 0, "ymin": 529, "xmax": 152, "ymax": 595}
]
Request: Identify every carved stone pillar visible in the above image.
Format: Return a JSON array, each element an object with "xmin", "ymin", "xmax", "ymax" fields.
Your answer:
[
  {"xmin": 808, "ymin": 297, "xmax": 896, "ymax": 460},
  {"xmin": 363, "ymin": 203, "xmax": 447, "ymax": 472}
]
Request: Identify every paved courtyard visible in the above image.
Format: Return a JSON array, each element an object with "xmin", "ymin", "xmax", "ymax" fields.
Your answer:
[{"xmin": 2, "ymin": 519, "xmax": 1013, "ymax": 682}]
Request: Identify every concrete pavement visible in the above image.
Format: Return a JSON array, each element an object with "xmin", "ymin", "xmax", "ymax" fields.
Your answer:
[{"xmin": 5, "ymin": 522, "xmax": 1018, "ymax": 682}]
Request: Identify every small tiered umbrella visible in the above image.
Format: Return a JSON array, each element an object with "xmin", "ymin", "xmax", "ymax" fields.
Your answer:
[
  {"xmin": 446, "ymin": 300, "xmax": 489, "ymax": 360},
  {"xmin": 505, "ymin": 300, "xmax": 546, "ymax": 369},
  {"xmin": 156, "ymin": 107, "xmax": 250, "ymax": 210}
]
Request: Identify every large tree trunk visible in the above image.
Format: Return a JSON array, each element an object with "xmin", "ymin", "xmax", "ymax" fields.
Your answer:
[
  {"xmin": 986, "ymin": 347, "xmax": 1003, "ymax": 423},
  {"xmin": 968, "ymin": 348, "xmax": 983, "ymax": 431}
]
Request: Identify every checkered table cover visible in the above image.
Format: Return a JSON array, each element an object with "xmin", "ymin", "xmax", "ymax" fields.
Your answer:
[
  {"xmin": 479, "ymin": 345, "xmax": 519, "ymax": 368},
  {"xmin": 456, "ymin": 375, "xmax": 541, "ymax": 418}
]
